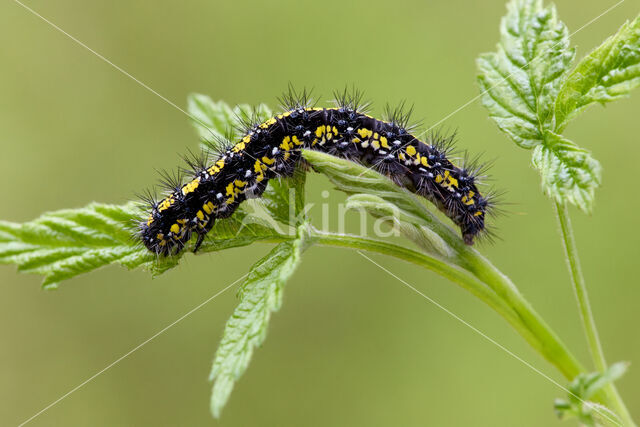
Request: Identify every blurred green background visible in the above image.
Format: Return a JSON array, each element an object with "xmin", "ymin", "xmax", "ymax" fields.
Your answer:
[{"xmin": 1, "ymin": 0, "xmax": 639, "ymax": 425}]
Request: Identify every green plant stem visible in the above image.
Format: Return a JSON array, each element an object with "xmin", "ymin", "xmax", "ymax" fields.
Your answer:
[
  {"xmin": 308, "ymin": 228, "xmax": 584, "ymax": 380},
  {"xmin": 554, "ymin": 201, "xmax": 635, "ymax": 426},
  {"xmin": 308, "ymin": 229, "xmax": 636, "ymax": 425},
  {"xmin": 460, "ymin": 248, "xmax": 584, "ymax": 380}
]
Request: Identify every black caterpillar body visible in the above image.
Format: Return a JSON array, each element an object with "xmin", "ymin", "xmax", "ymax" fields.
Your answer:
[{"xmin": 139, "ymin": 94, "xmax": 491, "ymax": 255}]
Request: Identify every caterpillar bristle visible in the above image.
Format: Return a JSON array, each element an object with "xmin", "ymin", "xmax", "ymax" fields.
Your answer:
[
  {"xmin": 136, "ymin": 188, "xmax": 158, "ymax": 210},
  {"xmin": 156, "ymin": 168, "xmax": 185, "ymax": 193},
  {"xmin": 278, "ymin": 84, "xmax": 315, "ymax": 111},
  {"xmin": 382, "ymin": 101, "xmax": 418, "ymax": 132},
  {"xmin": 332, "ymin": 86, "xmax": 370, "ymax": 113},
  {"xmin": 180, "ymin": 148, "xmax": 209, "ymax": 175}
]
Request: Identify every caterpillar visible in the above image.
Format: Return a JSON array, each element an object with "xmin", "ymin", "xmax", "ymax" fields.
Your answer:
[{"xmin": 139, "ymin": 90, "xmax": 493, "ymax": 255}]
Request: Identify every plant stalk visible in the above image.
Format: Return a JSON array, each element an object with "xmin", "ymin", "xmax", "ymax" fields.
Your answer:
[
  {"xmin": 309, "ymin": 229, "xmax": 584, "ymax": 380},
  {"xmin": 554, "ymin": 201, "xmax": 635, "ymax": 426},
  {"xmin": 310, "ymin": 228, "xmax": 635, "ymax": 425}
]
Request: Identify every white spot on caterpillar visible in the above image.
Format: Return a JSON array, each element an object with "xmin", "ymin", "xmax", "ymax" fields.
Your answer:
[
  {"xmin": 245, "ymin": 170, "xmax": 252, "ymax": 177},
  {"xmin": 216, "ymin": 193, "xmax": 223, "ymax": 199}
]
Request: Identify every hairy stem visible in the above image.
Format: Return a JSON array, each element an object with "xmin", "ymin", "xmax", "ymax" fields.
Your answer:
[{"xmin": 554, "ymin": 202, "xmax": 635, "ymax": 426}]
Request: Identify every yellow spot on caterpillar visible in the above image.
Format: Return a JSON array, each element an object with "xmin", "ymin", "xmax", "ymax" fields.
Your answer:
[
  {"xmin": 232, "ymin": 142, "xmax": 245, "ymax": 153},
  {"xmin": 147, "ymin": 215, "xmax": 154, "ymax": 226},
  {"xmin": 196, "ymin": 210, "xmax": 205, "ymax": 220},
  {"xmin": 226, "ymin": 182, "xmax": 235, "ymax": 196},
  {"xmin": 181, "ymin": 178, "xmax": 201, "ymax": 195},
  {"xmin": 326, "ymin": 126, "xmax": 338, "ymax": 140},
  {"xmin": 243, "ymin": 135, "xmax": 251, "ymax": 143},
  {"xmin": 406, "ymin": 145, "xmax": 417, "ymax": 156},
  {"xmin": 435, "ymin": 174, "xmax": 444, "ymax": 184},
  {"xmin": 292, "ymin": 135, "xmax": 302, "ymax": 145},
  {"xmin": 207, "ymin": 159, "xmax": 225, "ymax": 175},
  {"xmin": 261, "ymin": 156, "xmax": 275, "ymax": 165},
  {"xmin": 280, "ymin": 136, "xmax": 292, "ymax": 150},
  {"xmin": 234, "ymin": 179, "xmax": 246, "ymax": 188},
  {"xmin": 357, "ymin": 128, "xmax": 372, "ymax": 139},
  {"xmin": 474, "ymin": 211, "xmax": 483, "ymax": 217},
  {"xmin": 380, "ymin": 136, "xmax": 389, "ymax": 148},
  {"xmin": 170, "ymin": 223, "xmax": 180, "ymax": 234},
  {"xmin": 158, "ymin": 197, "xmax": 175, "ymax": 212},
  {"xmin": 371, "ymin": 140, "xmax": 380, "ymax": 150},
  {"xmin": 254, "ymin": 160, "xmax": 264, "ymax": 173},
  {"xmin": 398, "ymin": 153, "xmax": 406, "ymax": 161},
  {"xmin": 420, "ymin": 156, "xmax": 430, "ymax": 167},
  {"xmin": 203, "ymin": 202, "xmax": 214, "ymax": 214},
  {"xmin": 259, "ymin": 117, "xmax": 277, "ymax": 129},
  {"xmin": 352, "ymin": 137, "xmax": 361, "ymax": 144},
  {"xmin": 315, "ymin": 126, "xmax": 325, "ymax": 137}
]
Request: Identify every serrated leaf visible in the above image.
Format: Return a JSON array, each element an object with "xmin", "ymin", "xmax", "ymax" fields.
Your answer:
[
  {"xmin": 209, "ymin": 228, "xmax": 307, "ymax": 418},
  {"xmin": 186, "ymin": 93, "xmax": 272, "ymax": 148},
  {"xmin": 345, "ymin": 194, "xmax": 454, "ymax": 259},
  {"xmin": 531, "ymin": 131, "xmax": 602, "ymax": 213},
  {"xmin": 302, "ymin": 149, "xmax": 461, "ymax": 240},
  {"xmin": 0, "ymin": 202, "xmax": 165, "ymax": 289},
  {"xmin": 0, "ymin": 202, "xmax": 291, "ymax": 288},
  {"xmin": 477, "ymin": 0, "xmax": 574, "ymax": 148},
  {"xmin": 302, "ymin": 149, "xmax": 475, "ymax": 263},
  {"xmin": 556, "ymin": 15, "xmax": 640, "ymax": 130}
]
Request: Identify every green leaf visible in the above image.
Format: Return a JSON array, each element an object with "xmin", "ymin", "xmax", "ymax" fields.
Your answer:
[
  {"xmin": 0, "ymin": 202, "xmax": 291, "ymax": 288},
  {"xmin": 261, "ymin": 167, "xmax": 308, "ymax": 226},
  {"xmin": 345, "ymin": 194, "xmax": 454, "ymax": 259},
  {"xmin": 209, "ymin": 226, "xmax": 308, "ymax": 418},
  {"xmin": 477, "ymin": 0, "xmax": 574, "ymax": 148},
  {"xmin": 576, "ymin": 362, "xmax": 629, "ymax": 401},
  {"xmin": 0, "ymin": 202, "xmax": 164, "ymax": 289},
  {"xmin": 556, "ymin": 16, "xmax": 640, "ymax": 130},
  {"xmin": 197, "ymin": 206, "xmax": 293, "ymax": 252},
  {"xmin": 302, "ymin": 149, "xmax": 468, "ymax": 255},
  {"xmin": 555, "ymin": 362, "xmax": 628, "ymax": 425},
  {"xmin": 531, "ymin": 131, "xmax": 602, "ymax": 212},
  {"xmin": 186, "ymin": 93, "xmax": 272, "ymax": 148}
]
